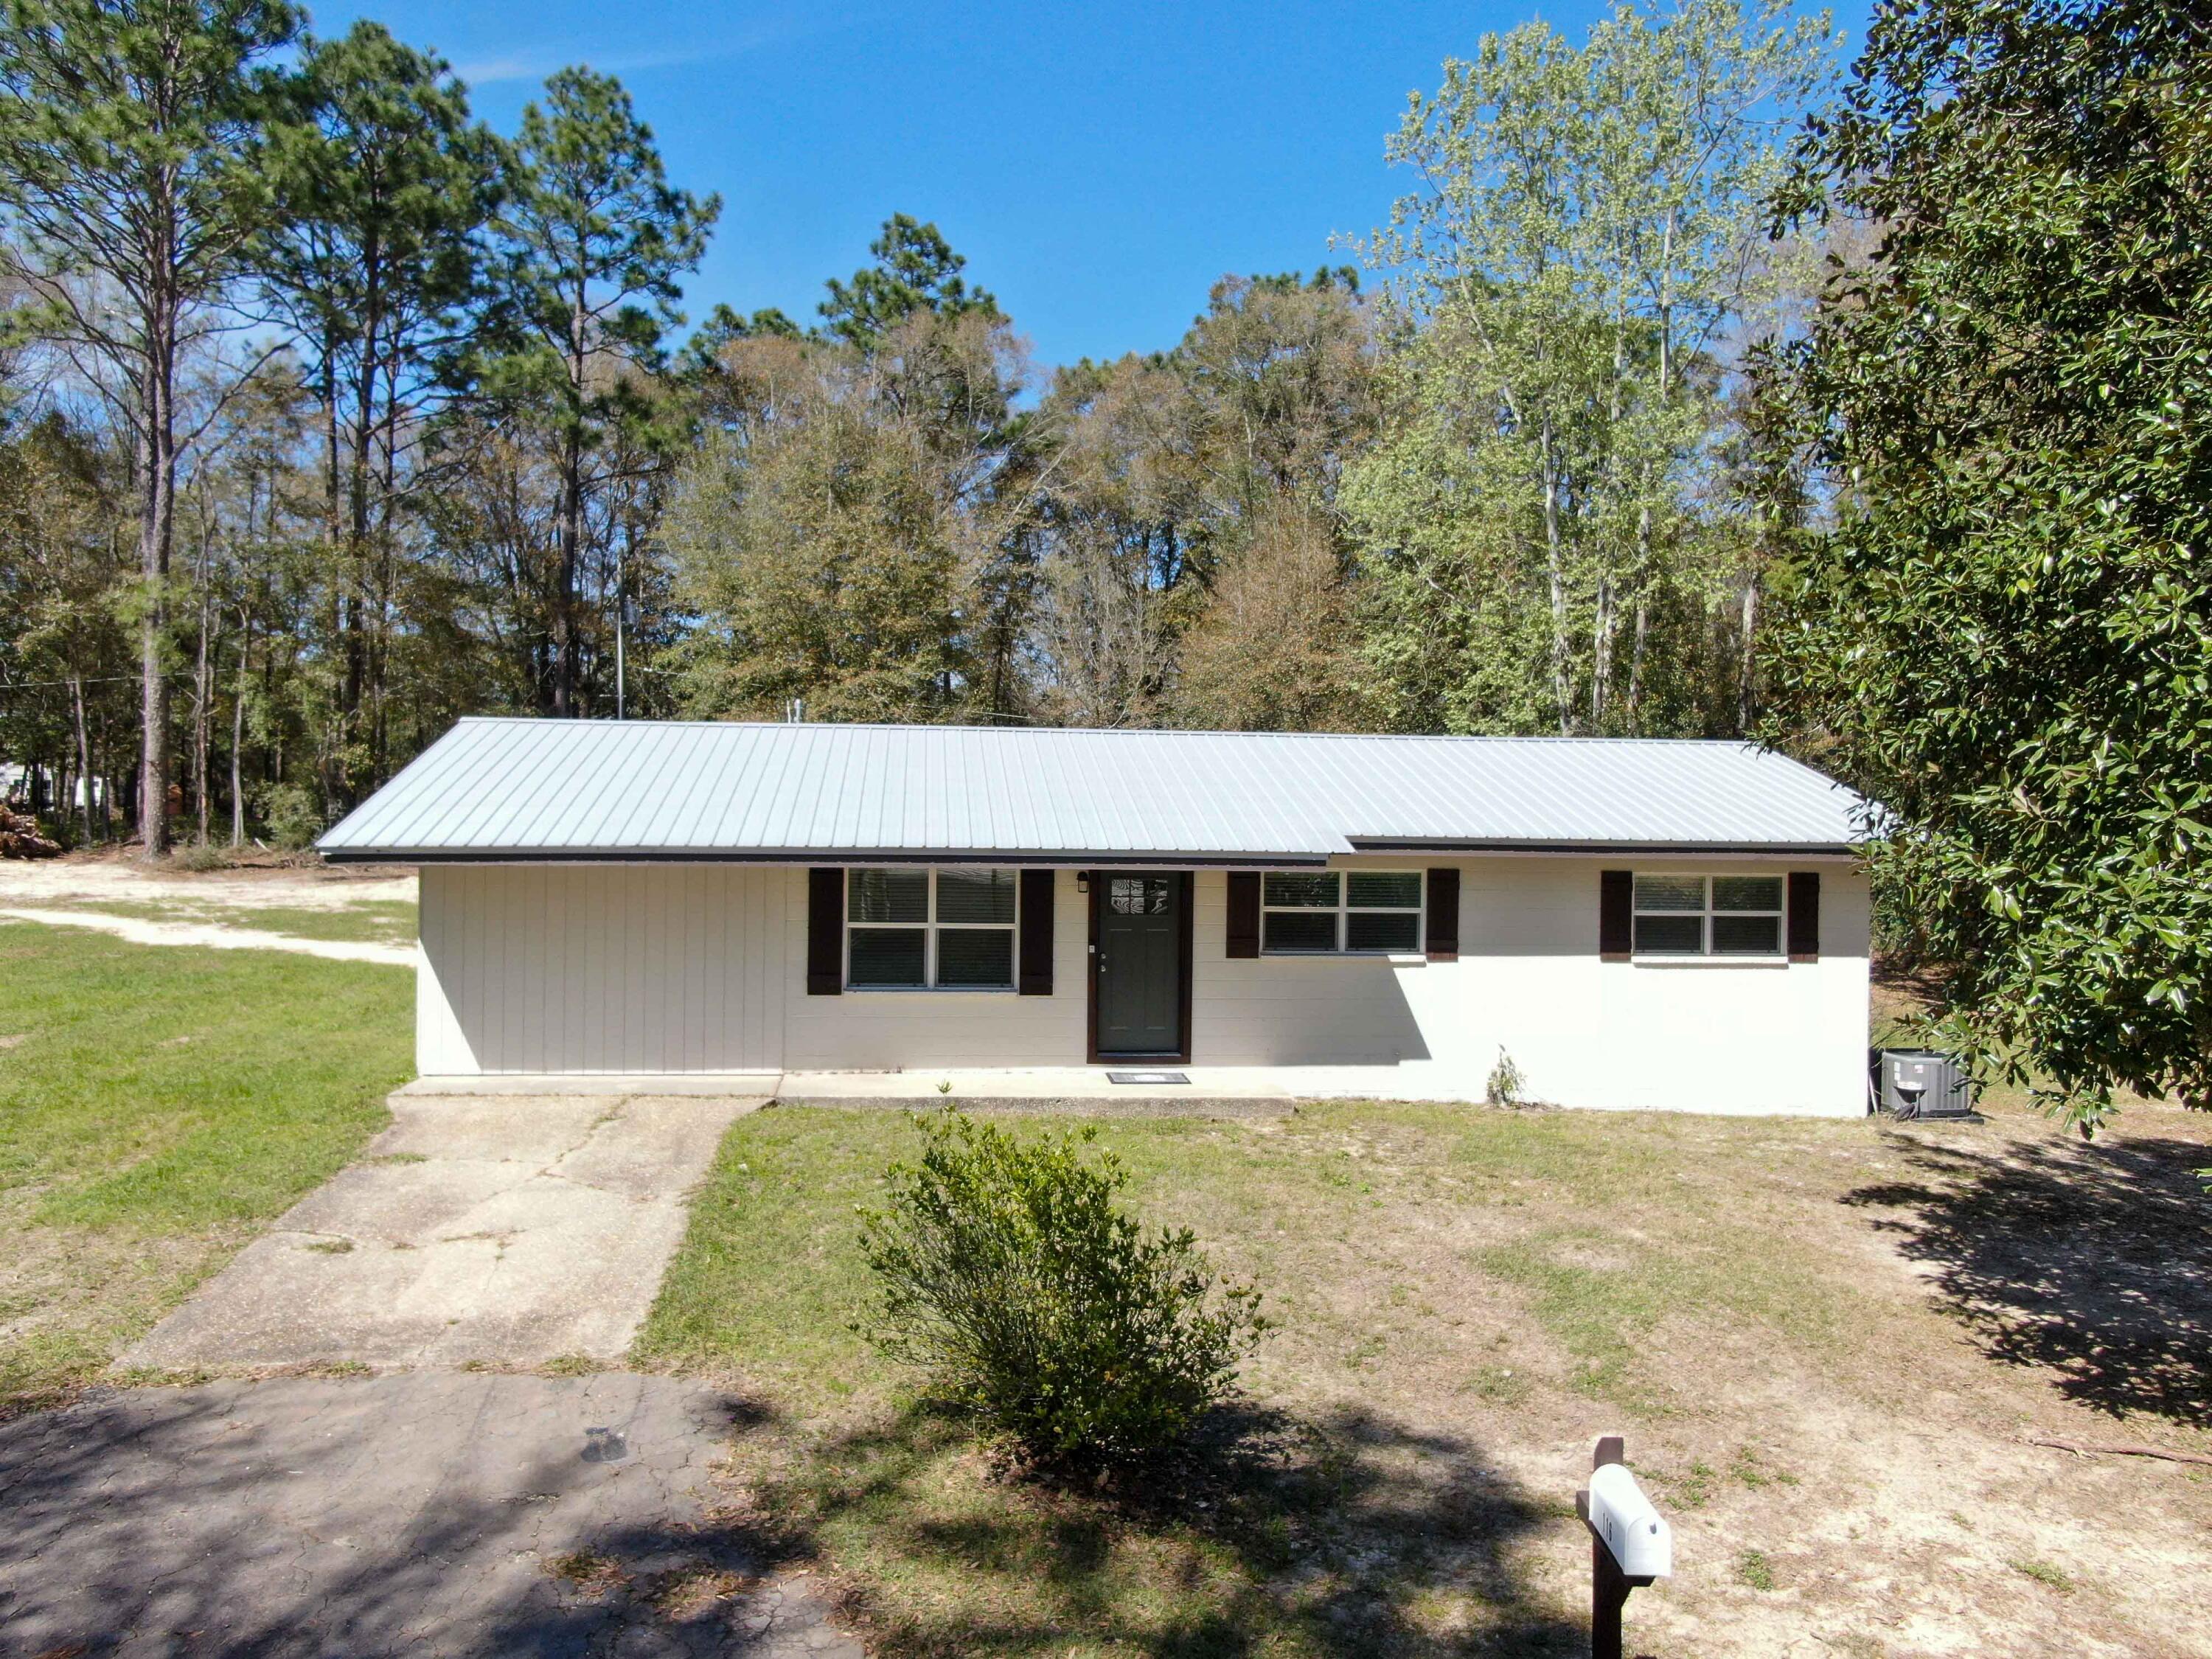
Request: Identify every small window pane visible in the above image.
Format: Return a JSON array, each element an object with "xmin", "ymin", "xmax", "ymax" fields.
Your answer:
[
  {"xmin": 937, "ymin": 928, "xmax": 1015, "ymax": 987},
  {"xmin": 1108, "ymin": 877, "xmax": 1158, "ymax": 914},
  {"xmin": 1264, "ymin": 872, "xmax": 1340, "ymax": 908},
  {"xmin": 1634, "ymin": 874, "xmax": 1705, "ymax": 912},
  {"xmin": 1348, "ymin": 872, "xmax": 1421, "ymax": 909},
  {"xmin": 849, "ymin": 928, "xmax": 926, "ymax": 986},
  {"xmin": 849, "ymin": 869, "xmax": 927, "ymax": 923},
  {"xmin": 1633, "ymin": 914, "xmax": 1703, "ymax": 954},
  {"xmin": 1264, "ymin": 911, "xmax": 1338, "ymax": 952},
  {"xmin": 1713, "ymin": 914, "xmax": 1781, "ymax": 956},
  {"xmin": 1713, "ymin": 877, "xmax": 1783, "ymax": 914},
  {"xmin": 938, "ymin": 868, "xmax": 1016, "ymax": 923},
  {"xmin": 1346, "ymin": 911, "xmax": 1420, "ymax": 953}
]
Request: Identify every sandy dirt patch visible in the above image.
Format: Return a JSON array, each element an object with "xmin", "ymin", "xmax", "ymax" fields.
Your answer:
[
  {"xmin": 0, "ymin": 851, "xmax": 414, "ymax": 911},
  {"xmin": 0, "ymin": 906, "xmax": 414, "ymax": 966}
]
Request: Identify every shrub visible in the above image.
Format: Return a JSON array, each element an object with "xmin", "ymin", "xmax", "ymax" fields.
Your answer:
[
  {"xmin": 255, "ymin": 782, "xmax": 325, "ymax": 851},
  {"xmin": 857, "ymin": 1107, "xmax": 1267, "ymax": 1467},
  {"xmin": 1486, "ymin": 1048, "xmax": 1526, "ymax": 1107},
  {"xmin": 175, "ymin": 843, "xmax": 230, "ymax": 872}
]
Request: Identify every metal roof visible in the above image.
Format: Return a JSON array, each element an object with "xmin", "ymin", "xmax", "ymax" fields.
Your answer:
[{"xmin": 317, "ymin": 718, "xmax": 1871, "ymax": 863}]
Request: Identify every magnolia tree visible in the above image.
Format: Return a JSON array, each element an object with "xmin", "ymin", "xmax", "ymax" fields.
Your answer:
[{"xmin": 1773, "ymin": 0, "xmax": 2212, "ymax": 1127}]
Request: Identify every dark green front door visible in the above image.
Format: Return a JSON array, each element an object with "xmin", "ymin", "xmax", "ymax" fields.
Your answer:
[{"xmin": 1095, "ymin": 873, "xmax": 1184, "ymax": 1058}]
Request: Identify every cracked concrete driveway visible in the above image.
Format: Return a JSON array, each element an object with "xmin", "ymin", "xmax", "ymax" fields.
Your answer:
[
  {"xmin": 0, "ymin": 1370, "xmax": 860, "ymax": 1657},
  {"xmin": 127, "ymin": 1091, "xmax": 763, "ymax": 1371}
]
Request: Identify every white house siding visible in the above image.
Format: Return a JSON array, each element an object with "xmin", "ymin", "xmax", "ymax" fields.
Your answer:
[
  {"xmin": 416, "ymin": 863, "xmax": 787, "ymax": 1074},
  {"xmin": 417, "ymin": 856, "xmax": 1870, "ymax": 1116},
  {"xmin": 780, "ymin": 869, "xmax": 1089, "ymax": 1069},
  {"xmin": 1196, "ymin": 858, "xmax": 1870, "ymax": 1116}
]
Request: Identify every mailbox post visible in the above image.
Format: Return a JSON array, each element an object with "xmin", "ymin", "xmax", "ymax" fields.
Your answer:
[{"xmin": 1574, "ymin": 1433, "xmax": 1670, "ymax": 1659}]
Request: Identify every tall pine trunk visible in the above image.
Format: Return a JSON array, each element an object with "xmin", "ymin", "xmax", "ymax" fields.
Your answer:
[{"xmin": 136, "ymin": 287, "xmax": 177, "ymax": 863}]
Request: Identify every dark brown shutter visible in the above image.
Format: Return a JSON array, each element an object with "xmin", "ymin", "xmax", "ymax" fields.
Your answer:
[
  {"xmin": 1226, "ymin": 871, "xmax": 1261, "ymax": 959},
  {"xmin": 1018, "ymin": 869, "xmax": 1055, "ymax": 995},
  {"xmin": 806, "ymin": 867, "xmax": 844, "ymax": 995},
  {"xmin": 1787, "ymin": 871, "xmax": 1821, "ymax": 961},
  {"xmin": 1599, "ymin": 869, "xmax": 1633, "ymax": 960},
  {"xmin": 1425, "ymin": 867, "xmax": 1460, "ymax": 961}
]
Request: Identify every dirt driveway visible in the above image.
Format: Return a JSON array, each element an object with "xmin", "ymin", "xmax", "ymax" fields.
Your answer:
[{"xmin": 127, "ymin": 1090, "xmax": 763, "ymax": 1371}]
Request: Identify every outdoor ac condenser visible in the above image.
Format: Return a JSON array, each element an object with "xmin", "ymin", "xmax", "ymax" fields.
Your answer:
[{"xmin": 1871, "ymin": 1048, "xmax": 1975, "ymax": 1119}]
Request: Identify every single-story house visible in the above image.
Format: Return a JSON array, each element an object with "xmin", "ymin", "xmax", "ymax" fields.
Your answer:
[{"xmin": 318, "ymin": 718, "xmax": 1877, "ymax": 1116}]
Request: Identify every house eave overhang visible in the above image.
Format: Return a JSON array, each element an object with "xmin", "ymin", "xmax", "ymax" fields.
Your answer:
[
  {"xmin": 1343, "ymin": 838, "xmax": 1865, "ymax": 858},
  {"xmin": 320, "ymin": 839, "xmax": 1865, "ymax": 867},
  {"xmin": 316, "ymin": 846, "xmax": 1343, "ymax": 869}
]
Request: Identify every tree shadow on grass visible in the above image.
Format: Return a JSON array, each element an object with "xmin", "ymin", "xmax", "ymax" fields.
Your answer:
[
  {"xmin": 1843, "ymin": 1130, "xmax": 2212, "ymax": 1427},
  {"xmin": 759, "ymin": 1397, "xmax": 1587, "ymax": 1658},
  {"xmin": 1, "ymin": 1374, "xmax": 1592, "ymax": 1657}
]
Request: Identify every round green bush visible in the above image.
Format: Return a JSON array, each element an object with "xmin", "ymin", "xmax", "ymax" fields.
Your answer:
[{"xmin": 857, "ymin": 1107, "xmax": 1267, "ymax": 1468}]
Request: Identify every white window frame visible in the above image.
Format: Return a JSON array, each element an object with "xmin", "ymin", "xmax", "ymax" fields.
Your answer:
[
  {"xmin": 846, "ymin": 866, "xmax": 1019, "ymax": 991},
  {"xmin": 1631, "ymin": 872, "xmax": 1785, "ymax": 959},
  {"xmin": 1260, "ymin": 869, "xmax": 1425, "ymax": 956}
]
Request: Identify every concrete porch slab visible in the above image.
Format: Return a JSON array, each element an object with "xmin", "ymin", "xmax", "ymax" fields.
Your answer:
[
  {"xmin": 399, "ymin": 1073, "xmax": 781, "ymax": 1097},
  {"xmin": 773, "ymin": 1066, "xmax": 1298, "ymax": 1119}
]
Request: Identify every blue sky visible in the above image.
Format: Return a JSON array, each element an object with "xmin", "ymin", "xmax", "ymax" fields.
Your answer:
[{"xmin": 310, "ymin": 1, "xmax": 1864, "ymax": 371}]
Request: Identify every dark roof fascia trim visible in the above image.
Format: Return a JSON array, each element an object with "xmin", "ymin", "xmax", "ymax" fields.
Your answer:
[
  {"xmin": 318, "ymin": 847, "xmax": 1338, "ymax": 869},
  {"xmin": 1344, "ymin": 839, "xmax": 1864, "ymax": 858}
]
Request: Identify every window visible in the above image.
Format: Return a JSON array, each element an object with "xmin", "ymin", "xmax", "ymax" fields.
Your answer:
[
  {"xmin": 1262, "ymin": 870, "xmax": 1422, "ymax": 954},
  {"xmin": 1632, "ymin": 874, "xmax": 1783, "ymax": 956},
  {"xmin": 848, "ymin": 868, "xmax": 1017, "ymax": 989}
]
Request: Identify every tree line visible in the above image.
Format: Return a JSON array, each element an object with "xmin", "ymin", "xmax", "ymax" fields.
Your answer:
[
  {"xmin": 1, "ymin": 0, "xmax": 2205, "ymax": 1116},
  {"xmin": 0, "ymin": 0, "xmax": 1837, "ymax": 858}
]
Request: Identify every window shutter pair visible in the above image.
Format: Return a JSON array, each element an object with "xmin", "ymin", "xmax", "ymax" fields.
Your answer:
[
  {"xmin": 1224, "ymin": 869, "xmax": 1461, "ymax": 960},
  {"xmin": 1596, "ymin": 868, "xmax": 1821, "ymax": 961},
  {"xmin": 806, "ymin": 866, "xmax": 1057, "ymax": 995}
]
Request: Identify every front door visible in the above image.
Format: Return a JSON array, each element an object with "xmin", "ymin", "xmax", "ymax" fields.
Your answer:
[{"xmin": 1093, "ymin": 872, "xmax": 1186, "ymax": 1059}]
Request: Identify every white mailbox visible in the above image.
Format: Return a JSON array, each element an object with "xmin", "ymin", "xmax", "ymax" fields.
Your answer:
[{"xmin": 1587, "ymin": 1462, "xmax": 1672, "ymax": 1579}]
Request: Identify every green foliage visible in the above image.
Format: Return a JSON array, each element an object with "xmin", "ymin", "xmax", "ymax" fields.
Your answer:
[
  {"xmin": 1770, "ymin": 0, "xmax": 2212, "ymax": 1124},
  {"xmin": 819, "ymin": 213, "xmax": 998, "ymax": 350},
  {"xmin": 1485, "ymin": 1048, "xmax": 1526, "ymax": 1107},
  {"xmin": 490, "ymin": 66, "xmax": 720, "ymax": 717},
  {"xmin": 254, "ymin": 778, "xmax": 322, "ymax": 849},
  {"xmin": 856, "ymin": 1107, "xmax": 1267, "ymax": 1467},
  {"xmin": 667, "ymin": 305, "xmax": 1037, "ymax": 722},
  {"xmin": 0, "ymin": 0, "xmax": 303, "ymax": 857},
  {"xmin": 1346, "ymin": 0, "xmax": 1833, "ymax": 737}
]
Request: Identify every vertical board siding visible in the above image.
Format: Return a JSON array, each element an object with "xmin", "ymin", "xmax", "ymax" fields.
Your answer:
[
  {"xmin": 781, "ymin": 867, "xmax": 1088, "ymax": 1068},
  {"xmin": 1189, "ymin": 858, "xmax": 1872, "ymax": 1116},
  {"xmin": 416, "ymin": 856, "xmax": 1871, "ymax": 1116},
  {"xmin": 416, "ymin": 863, "xmax": 788, "ymax": 1074}
]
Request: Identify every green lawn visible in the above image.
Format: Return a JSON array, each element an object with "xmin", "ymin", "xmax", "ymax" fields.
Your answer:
[
  {"xmin": 633, "ymin": 1105, "xmax": 1893, "ymax": 1656},
  {"xmin": 636, "ymin": 1097, "xmax": 2212, "ymax": 1658},
  {"xmin": 0, "ymin": 919, "xmax": 412, "ymax": 1413}
]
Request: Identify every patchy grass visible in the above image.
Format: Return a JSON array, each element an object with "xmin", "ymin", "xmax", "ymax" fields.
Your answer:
[
  {"xmin": 2009, "ymin": 1557, "xmax": 2077, "ymax": 1596},
  {"xmin": 639, "ymin": 1093, "xmax": 2212, "ymax": 1658},
  {"xmin": 0, "ymin": 919, "xmax": 411, "ymax": 1415},
  {"xmin": 1734, "ymin": 1548, "xmax": 1776, "ymax": 1592},
  {"xmin": 46, "ymin": 896, "xmax": 417, "ymax": 945}
]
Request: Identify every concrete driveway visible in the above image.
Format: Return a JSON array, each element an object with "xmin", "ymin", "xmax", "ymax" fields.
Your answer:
[
  {"xmin": 0, "ymin": 1370, "xmax": 858, "ymax": 1657},
  {"xmin": 128, "ymin": 1091, "xmax": 762, "ymax": 1370}
]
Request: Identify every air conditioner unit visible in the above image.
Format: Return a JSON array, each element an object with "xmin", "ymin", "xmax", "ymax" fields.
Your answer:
[{"xmin": 1870, "ymin": 1048, "xmax": 1975, "ymax": 1119}]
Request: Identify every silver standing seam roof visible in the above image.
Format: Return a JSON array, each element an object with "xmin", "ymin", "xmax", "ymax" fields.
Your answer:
[{"xmin": 316, "ymin": 718, "xmax": 1871, "ymax": 865}]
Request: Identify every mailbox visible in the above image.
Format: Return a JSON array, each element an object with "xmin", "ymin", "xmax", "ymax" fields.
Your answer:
[
  {"xmin": 1587, "ymin": 1462, "xmax": 1672, "ymax": 1578},
  {"xmin": 1574, "ymin": 1433, "xmax": 1670, "ymax": 1659}
]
